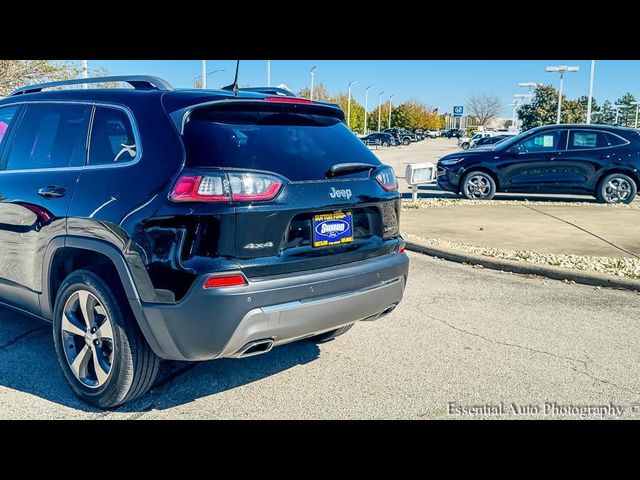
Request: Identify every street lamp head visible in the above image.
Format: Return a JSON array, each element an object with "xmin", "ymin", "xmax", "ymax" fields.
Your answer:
[
  {"xmin": 513, "ymin": 94, "xmax": 529, "ymax": 98},
  {"xmin": 632, "ymin": 101, "xmax": 640, "ymax": 106},
  {"xmin": 518, "ymin": 82, "xmax": 539, "ymax": 88},
  {"xmin": 310, "ymin": 65, "xmax": 318, "ymax": 74},
  {"xmin": 389, "ymin": 94, "xmax": 394, "ymax": 100},
  {"xmin": 366, "ymin": 85, "xmax": 372, "ymax": 91},
  {"xmin": 349, "ymin": 80, "xmax": 357, "ymax": 87},
  {"xmin": 546, "ymin": 65, "xmax": 580, "ymax": 73},
  {"xmin": 379, "ymin": 91, "xmax": 384, "ymax": 96}
]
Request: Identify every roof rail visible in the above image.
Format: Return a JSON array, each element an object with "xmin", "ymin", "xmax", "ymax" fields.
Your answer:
[
  {"xmin": 9, "ymin": 75, "xmax": 174, "ymax": 96},
  {"xmin": 237, "ymin": 86, "xmax": 297, "ymax": 97}
]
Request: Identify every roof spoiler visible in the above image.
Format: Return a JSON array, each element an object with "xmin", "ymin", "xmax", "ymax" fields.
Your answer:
[{"xmin": 169, "ymin": 98, "xmax": 344, "ymax": 135}]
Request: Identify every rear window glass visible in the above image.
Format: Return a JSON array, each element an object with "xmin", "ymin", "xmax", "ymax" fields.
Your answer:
[{"xmin": 183, "ymin": 108, "xmax": 381, "ymax": 181}]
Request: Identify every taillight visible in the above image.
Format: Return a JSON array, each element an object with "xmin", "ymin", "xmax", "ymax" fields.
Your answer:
[
  {"xmin": 227, "ymin": 172, "xmax": 282, "ymax": 201},
  {"xmin": 398, "ymin": 243, "xmax": 406, "ymax": 254},
  {"xmin": 376, "ymin": 167, "xmax": 398, "ymax": 191},
  {"xmin": 170, "ymin": 172, "xmax": 282, "ymax": 203},
  {"xmin": 203, "ymin": 273, "xmax": 248, "ymax": 289}
]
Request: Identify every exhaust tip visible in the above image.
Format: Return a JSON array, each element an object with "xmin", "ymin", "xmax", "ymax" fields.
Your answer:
[
  {"xmin": 380, "ymin": 304, "xmax": 398, "ymax": 317},
  {"xmin": 233, "ymin": 339, "xmax": 275, "ymax": 358}
]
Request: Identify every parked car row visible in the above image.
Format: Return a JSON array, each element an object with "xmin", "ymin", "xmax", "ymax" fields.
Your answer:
[
  {"xmin": 360, "ymin": 128, "xmax": 445, "ymax": 148},
  {"xmin": 437, "ymin": 124, "xmax": 640, "ymax": 204}
]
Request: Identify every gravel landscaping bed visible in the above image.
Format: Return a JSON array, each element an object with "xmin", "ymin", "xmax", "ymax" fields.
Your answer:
[
  {"xmin": 401, "ymin": 198, "xmax": 640, "ymax": 210},
  {"xmin": 403, "ymin": 232, "xmax": 640, "ymax": 280}
]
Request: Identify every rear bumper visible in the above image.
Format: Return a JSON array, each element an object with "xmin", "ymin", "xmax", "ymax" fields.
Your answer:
[{"xmin": 131, "ymin": 252, "xmax": 409, "ymax": 361}]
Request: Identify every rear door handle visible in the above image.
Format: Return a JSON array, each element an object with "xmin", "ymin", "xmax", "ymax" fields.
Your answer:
[{"xmin": 38, "ymin": 186, "xmax": 66, "ymax": 199}]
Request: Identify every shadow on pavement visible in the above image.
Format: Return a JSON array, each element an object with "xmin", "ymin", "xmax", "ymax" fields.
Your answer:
[{"xmin": 0, "ymin": 306, "xmax": 320, "ymax": 414}]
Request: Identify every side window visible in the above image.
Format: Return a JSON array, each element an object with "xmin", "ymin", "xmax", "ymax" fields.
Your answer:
[
  {"xmin": 89, "ymin": 107, "xmax": 137, "ymax": 165},
  {"xmin": 6, "ymin": 103, "xmax": 91, "ymax": 171},
  {"xmin": 605, "ymin": 132, "xmax": 628, "ymax": 147},
  {"xmin": 568, "ymin": 130, "xmax": 608, "ymax": 149},
  {"xmin": 518, "ymin": 130, "xmax": 564, "ymax": 153}
]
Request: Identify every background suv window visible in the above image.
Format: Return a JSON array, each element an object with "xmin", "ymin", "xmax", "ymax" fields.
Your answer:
[
  {"xmin": 518, "ymin": 130, "xmax": 563, "ymax": 153},
  {"xmin": 89, "ymin": 107, "xmax": 137, "ymax": 165},
  {"xmin": 568, "ymin": 130, "xmax": 609, "ymax": 149},
  {"xmin": 6, "ymin": 104, "xmax": 91, "ymax": 171}
]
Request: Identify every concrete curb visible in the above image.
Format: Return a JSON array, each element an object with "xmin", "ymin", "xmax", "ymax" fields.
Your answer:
[{"xmin": 406, "ymin": 241, "xmax": 640, "ymax": 291}]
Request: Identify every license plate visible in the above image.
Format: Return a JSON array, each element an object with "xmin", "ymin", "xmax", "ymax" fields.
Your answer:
[{"xmin": 312, "ymin": 211, "xmax": 354, "ymax": 247}]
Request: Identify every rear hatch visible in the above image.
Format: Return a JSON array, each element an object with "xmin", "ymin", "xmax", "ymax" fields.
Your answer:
[{"xmin": 177, "ymin": 99, "xmax": 402, "ymax": 278}]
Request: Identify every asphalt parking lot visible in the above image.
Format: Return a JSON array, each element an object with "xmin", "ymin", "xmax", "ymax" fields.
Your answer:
[{"xmin": 1, "ymin": 251, "xmax": 639, "ymax": 419}]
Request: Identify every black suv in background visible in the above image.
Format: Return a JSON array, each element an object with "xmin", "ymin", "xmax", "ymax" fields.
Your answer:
[
  {"xmin": 361, "ymin": 132, "xmax": 397, "ymax": 147},
  {"xmin": 437, "ymin": 124, "xmax": 640, "ymax": 203},
  {"xmin": 0, "ymin": 76, "xmax": 408, "ymax": 408},
  {"xmin": 442, "ymin": 128, "xmax": 463, "ymax": 139},
  {"xmin": 382, "ymin": 128, "xmax": 413, "ymax": 145}
]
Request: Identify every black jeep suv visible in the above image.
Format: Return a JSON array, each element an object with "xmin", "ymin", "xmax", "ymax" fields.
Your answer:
[{"xmin": 0, "ymin": 76, "xmax": 408, "ymax": 408}]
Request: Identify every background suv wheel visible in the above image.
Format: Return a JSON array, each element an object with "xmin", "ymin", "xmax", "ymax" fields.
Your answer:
[
  {"xmin": 596, "ymin": 173, "xmax": 637, "ymax": 204},
  {"xmin": 461, "ymin": 171, "xmax": 496, "ymax": 200},
  {"xmin": 52, "ymin": 270, "xmax": 160, "ymax": 408}
]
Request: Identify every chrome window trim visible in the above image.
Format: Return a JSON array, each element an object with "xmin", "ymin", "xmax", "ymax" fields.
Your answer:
[
  {"xmin": 566, "ymin": 128, "xmax": 631, "ymax": 152},
  {"xmin": 0, "ymin": 99, "xmax": 142, "ymax": 174}
]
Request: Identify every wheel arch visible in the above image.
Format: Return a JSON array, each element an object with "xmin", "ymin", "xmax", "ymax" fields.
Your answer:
[
  {"xmin": 595, "ymin": 167, "xmax": 640, "ymax": 191},
  {"xmin": 41, "ymin": 237, "xmax": 140, "ymax": 321}
]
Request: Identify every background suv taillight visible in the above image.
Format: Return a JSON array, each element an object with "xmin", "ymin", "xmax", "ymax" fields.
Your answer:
[{"xmin": 170, "ymin": 171, "xmax": 282, "ymax": 203}]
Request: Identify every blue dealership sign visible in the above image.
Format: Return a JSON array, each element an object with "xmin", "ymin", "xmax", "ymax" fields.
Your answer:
[{"xmin": 453, "ymin": 105, "xmax": 464, "ymax": 116}]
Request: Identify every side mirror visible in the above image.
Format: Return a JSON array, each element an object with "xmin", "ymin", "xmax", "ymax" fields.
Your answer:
[{"xmin": 508, "ymin": 146, "xmax": 521, "ymax": 156}]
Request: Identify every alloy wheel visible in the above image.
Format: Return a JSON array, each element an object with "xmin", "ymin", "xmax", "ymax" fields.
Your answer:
[
  {"xmin": 61, "ymin": 290, "xmax": 114, "ymax": 388},
  {"xmin": 464, "ymin": 175, "xmax": 492, "ymax": 199},
  {"xmin": 604, "ymin": 177, "xmax": 632, "ymax": 203}
]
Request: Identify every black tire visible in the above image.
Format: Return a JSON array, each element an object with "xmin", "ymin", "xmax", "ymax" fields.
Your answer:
[
  {"xmin": 403, "ymin": 138, "xmax": 410, "ymax": 146},
  {"xmin": 382, "ymin": 141, "xmax": 389, "ymax": 147},
  {"xmin": 52, "ymin": 270, "xmax": 160, "ymax": 409},
  {"xmin": 308, "ymin": 323, "xmax": 354, "ymax": 343},
  {"xmin": 461, "ymin": 171, "xmax": 496, "ymax": 200},
  {"xmin": 596, "ymin": 173, "xmax": 637, "ymax": 204},
  {"xmin": 461, "ymin": 142, "xmax": 470, "ymax": 150}
]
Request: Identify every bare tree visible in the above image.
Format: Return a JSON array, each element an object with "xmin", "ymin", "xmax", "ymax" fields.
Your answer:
[
  {"xmin": 465, "ymin": 93, "xmax": 502, "ymax": 126},
  {"xmin": 0, "ymin": 60, "xmax": 81, "ymax": 97}
]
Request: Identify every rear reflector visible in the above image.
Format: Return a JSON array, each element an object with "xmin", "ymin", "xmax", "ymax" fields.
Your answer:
[
  {"xmin": 264, "ymin": 96, "xmax": 315, "ymax": 104},
  {"xmin": 398, "ymin": 244, "xmax": 406, "ymax": 254},
  {"xmin": 203, "ymin": 274, "xmax": 248, "ymax": 289}
]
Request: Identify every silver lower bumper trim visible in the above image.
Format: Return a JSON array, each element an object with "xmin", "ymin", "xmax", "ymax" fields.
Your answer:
[{"xmin": 219, "ymin": 276, "xmax": 405, "ymax": 358}]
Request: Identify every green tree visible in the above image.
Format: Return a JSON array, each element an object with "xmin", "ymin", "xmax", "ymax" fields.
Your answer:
[
  {"xmin": 517, "ymin": 84, "xmax": 585, "ymax": 130},
  {"xmin": 615, "ymin": 93, "xmax": 637, "ymax": 127},
  {"xmin": 332, "ymin": 91, "xmax": 365, "ymax": 133},
  {"xmin": 593, "ymin": 100, "xmax": 616, "ymax": 125}
]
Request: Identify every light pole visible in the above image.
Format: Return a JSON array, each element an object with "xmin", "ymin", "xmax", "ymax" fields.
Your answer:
[
  {"xmin": 201, "ymin": 60, "xmax": 207, "ymax": 89},
  {"xmin": 517, "ymin": 82, "xmax": 538, "ymax": 103},
  {"xmin": 377, "ymin": 91, "xmax": 384, "ymax": 132},
  {"xmin": 546, "ymin": 65, "xmax": 580, "ymax": 124},
  {"xmin": 82, "ymin": 60, "xmax": 88, "ymax": 89},
  {"xmin": 632, "ymin": 101, "xmax": 640, "ymax": 129},
  {"xmin": 586, "ymin": 60, "xmax": 596, "ymax": 124},
  {"xmin": 194, "ymin": 69, "xmax": 225, "ymax": 89},
  {"xmin": 614, "ymin": 104, "xmax": 624, "ymax": 126},
  {"xmin": 512, "ymin": 94, "xmax": 529, "ymax": 130},
  {"xmin": 388, "ymin": 94, "xmax": 394, "ymax": 129},
  {"xmin": 347, "ymin": 80, "xmax": 357, "ymax": 131},
  {"xmin": 267, "ymin": 60, "xmax": 271, "ymax": 86},
  {"xmin": 364, "ymin": 85, "xmax": 372, "ymax": 135},
  {"xmin": 309, "ymin": 65, "xmax": 318, "ymax": 100}
]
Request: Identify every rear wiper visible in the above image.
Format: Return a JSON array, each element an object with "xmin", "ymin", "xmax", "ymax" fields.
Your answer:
[{"xmin": 327, "ymin": 162, "xmax": 376, "ymax": 177}]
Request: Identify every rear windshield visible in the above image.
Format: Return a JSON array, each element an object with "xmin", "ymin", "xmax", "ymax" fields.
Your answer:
[{"xmin": 182, "ymin": 107, "xmax": 381, "ymax": 181}]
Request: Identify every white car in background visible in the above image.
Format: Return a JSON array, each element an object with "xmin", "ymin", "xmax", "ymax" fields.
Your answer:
[{"xmin": 459, "ymin": 130, "xmax": 518, "ymax": 149}]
